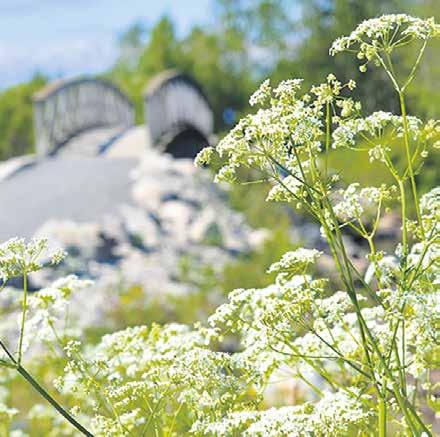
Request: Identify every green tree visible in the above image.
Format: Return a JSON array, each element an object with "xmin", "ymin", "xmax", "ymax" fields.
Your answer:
[
  {"xmin": 404, "ymin": 0, "xmax": 440, "ymax": 118},
  {"xmin": 110, "ymin": 15, "xmax": 256, "ymax": 130},
  {"xmin": 109, "ymin": 16, "xmax": 184, "ymax": 123},
  {"xmin": 178, "ymin": 26, "xmax": 255, "ymax": 129},
  {"xmin": 0, "ymin": 74, "xmax": 46, "ymax": 159},
  {"xmin": 214, "ymin": 0, "xmax": 295, "ymax": 52}
]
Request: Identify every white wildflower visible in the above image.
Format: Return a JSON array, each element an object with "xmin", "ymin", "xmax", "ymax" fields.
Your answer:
[
  {"xmin": 194, "ymin": 146, "xmax": 215, "ymax": 167},
  {"xmin": 249, "ymin": 79, "xmax": 271, "ymax": 106},
  {"xmin": 332, "ymin": 111, "xmax": 423, "ymax": 150},
  {"xmin": 333, "ymin": 183, "xmax": 393, "ymax": 223},
  {"xmin": 268, "ymin": 248, "xmax": 322, "ymax": 278},
  {"xmin": 330, "ymin": 15, "xmax": 440, "ymax": 59},
  {"xmin": 0, "ymin": 237, "xmax": 57, "ymax": 282},
  {"xmin": 193, "ymin": 390, "xmax": 371, "ymax": 436},
  {"xmin": 266, "ymin": 176, "xmax": 302, "ymax": 203}
]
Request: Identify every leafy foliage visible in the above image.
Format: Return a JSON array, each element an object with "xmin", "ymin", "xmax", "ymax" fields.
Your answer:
[{"xmin": 0, "ymin": 75, "xmax": 46, "ymax": 160}]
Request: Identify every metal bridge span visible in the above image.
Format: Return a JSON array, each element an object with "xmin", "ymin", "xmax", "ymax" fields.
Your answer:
[
  {"xmin": 33, "ymin": 70, "xmax": 214, "ymax": 158},
  {"xmin": 0, "ymin": 70, "xmax": 215, "ymax": 240}
]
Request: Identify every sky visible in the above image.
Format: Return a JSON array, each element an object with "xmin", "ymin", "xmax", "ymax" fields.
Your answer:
[{"xmin": 0, "ymin": 0, "xmax": 212, "ymax": 89}]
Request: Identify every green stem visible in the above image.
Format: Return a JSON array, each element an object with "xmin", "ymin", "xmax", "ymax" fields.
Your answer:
[
  {"xmin": 325, "ymin": 101, "xmax": 331, "ymax": 178},
  {"xmin": 397, "ymin": 179, "xmax": 408, "ymax": 254},
  {"xmin": 376, "ymin": 54, "xmax": 400, "ymax": 92},
  {"xmin": 399, "ymin": 92, "xmax": 425, "ymax": 239},
  {"xmin": 17, "ymin": 365, "xmax": 94, "ymax": 436},
  {"xmin": 322, "ymin": 205, "xmax": 429, "ymax": 434},
  {"xmin": 17, "ymin": 271, "xmax": 28, "ymax": 365},
  {"xmin": 379, "ymin": 396, "xmax": 387, "ymax": 437},
  {"xmin": 0, "ymin": 339, "xmax": 92, "ymax": 436},
  {"xmin": 366, "ymin": 235, "xmax": 384, "ymax": 290}
]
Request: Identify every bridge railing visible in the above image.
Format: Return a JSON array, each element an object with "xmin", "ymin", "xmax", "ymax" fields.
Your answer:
[
  {"xmin": 33, "ymin": 78, "xmax": 135, "ymax": 155},
  {"xmin": 144, "ymin": 70, "xmax": 214, "ymax": 152}
]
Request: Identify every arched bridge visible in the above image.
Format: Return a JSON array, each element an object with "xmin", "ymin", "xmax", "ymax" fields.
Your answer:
[
  {"xmin": 0, "ymin": 71, "xmax": 216, "ymax": 240},
  {"xmin": 32, "ymin": 71, "xmax": 214, "ymax": 158}
]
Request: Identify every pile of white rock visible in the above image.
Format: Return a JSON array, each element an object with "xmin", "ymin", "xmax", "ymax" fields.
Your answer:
[{"xmin": 20, "ymin": 151, "xmax": 268, "ymax": 331}]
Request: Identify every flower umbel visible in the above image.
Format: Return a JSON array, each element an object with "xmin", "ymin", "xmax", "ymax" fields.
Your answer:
[{"xmin": 0, "ymin": 237, "xmax": 66, "ymax": 283}]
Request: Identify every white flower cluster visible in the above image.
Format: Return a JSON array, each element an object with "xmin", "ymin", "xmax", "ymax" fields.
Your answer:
[
  {"xmin": 0, "ymin": 13, "xmax": 438, "ymax": 435},
  {"xmin": 360, "ymin": 191, "xmax": 439, "ymax": 379},
  {"xmin": 368, "ymin": 144, "xmax": 391, "ymax": 164},
  {"xmin": 200, "ymin": 78, "xmax": 327, "ymax": 188},
  {"xmin": 2, "ymin": 144, "xmax": 435, "ymax": 430},
  {"xmin": 364, "ymin": 254, "xmax": 399, "ymax": 287},
  {"xmin": 24, "ymin": 275, "xmax": 92, "ymax": 347},
  {"xmin": 209, "ymin": 273, "xmax": 365, "ymax": 364},
  {"xmin": 332, "ymin": 111, "xmax": 423, "ymax": 150},
  {"xmin": 54, "ymin": 323, "xmax": 261, "ymax": 435},
  {"xmin": 267, "ymin": 247, "xmax": 322, "ymax": 281},
  {"xmin": 332, "ymin": 183, "xmax": 394, "ymax": 223},
  {"xmin": 0, "ymin": 237, "xmax": 66, "ymax": 283},
  {"xmin": 330, "ymin": 14, "xmax": 440, "ymax": 71},
  {"xmin": 194, "ymin": 146, "xmax": 215, "ymax": 167},
  {"xmin": 1, "ymin": 198, "xmax": 436, "ymax": 435},
  {"xmin": 195, "ymin": 72, "xmax": 365, "ymax": 211},
  {"xmin": 273, "ymin": 79, "xmax": 304, "ymax": 101},
  {"xmin": 419, "ymin": 187, "xmax": 440, "ymax": 234},
  {"xmin": 249, "ymin": 78, "xmax": 272, "ymax": 106},
  {"xmin": 375, "ymin": 282, "xmax": 439, "ymax": 379},
  {"xmin": 266, "ymin": 175, "xmax": 302, "ymax": 203},
  {"xmin": 192, "ymin": 389, "xmax": 371, "ymax": 436}
]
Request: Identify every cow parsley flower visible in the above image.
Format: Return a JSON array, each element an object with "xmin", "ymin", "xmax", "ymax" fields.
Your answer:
[
  {"xmin": 249, "ymin": 79, "xmax": 271, "ymax": 106},
  {"xmin": 193, "ymin": 390, "xmax": 371, "ymax": 436},
  {"xmin": 207, "ymin": 275, "xmax": 328, "ymax": 376},
  {"xmin": 332, "ymin": 112, "xmax": 423, "ymax": 150},
  {"xmin": 314, "ymin": 291, "xmax": 353, "ymax": 324},
  {"xmin": 267, "ymin": 248, "xmax": 322, "ymax": 279},
  {"xmin": 0, "ymin": 237, "xmax": 60, "ymax": 282},
  {"xmin": 214, "ymin": 163, "xmax": 238, "ymax": 183},
  {"xmin": 55, "ymin": 322, "xmax": 260, "ymax": 435},
  {"xmin": 311, "ymin": 74, "xmax": 343, "ymax": 104},
  {"xmin": 202, "ymin": 77, "xmax": 329, "ymax": 190},
  {"xmin": 364, "ymin": 255, "xmax": 399, "ymax": 286},
  {"xmin": 24, "ymin": 275, "xmax": 93, "ymax": 344},
  {"xmin": 266, "ymin": 176, "xmax": 303, "ymax": 203},
  {"xmin": 273, "ymin": 79, "xmax": 303, "ymax": 101},
  {"xmin": 411, "ymin": 187, "xmax": 440, "ymax": 237},
  {"xmin": 420, "ymin": 186, "xmax": 440, "ymax": 218},
  {"xmin": 330, "ymin": 15, "xmax": 440, "ymax": 71},
  {"xmin": 368, "ymin": 144, "xmax": 391, "ymax": 163},
  {"xmin": 194, "ymin": 146, "xmax": 215, "ymax": 167},
  {"xmin": 336, "ymin": 97, "xmax": 360, "ymax": 118},
  {"xmin": 0, "ymin": 237, "xmax": 67, "ymax": 287},
  {"xmin": 332, "ymin": 183, "xmax": 393, "ymax": 223}
]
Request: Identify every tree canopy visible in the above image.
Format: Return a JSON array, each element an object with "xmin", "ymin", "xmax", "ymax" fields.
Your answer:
[{"xmin": 0, "ymin": 0, "xmax": 438, "ymax": 159}]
